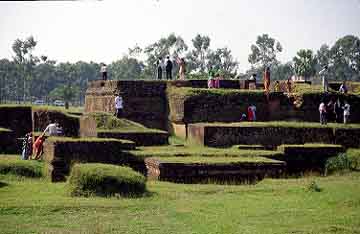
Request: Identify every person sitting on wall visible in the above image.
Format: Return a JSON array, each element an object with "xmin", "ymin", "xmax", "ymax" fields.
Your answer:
[
  {"xmin": 240, "ymin": 113, "xmax": 247, "ymax": 121},
  {"xmin": 114, "ymin": 92, "xmax": 124, "ymax": 118},
  {"xmin": 339, "ymin": 81, "xmax": 348, "ymax": 94}
]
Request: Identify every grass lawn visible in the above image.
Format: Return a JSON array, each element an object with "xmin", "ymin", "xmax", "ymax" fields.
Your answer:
[
  {"xmin": 0, "ymin": 172, "xmax": 359, "ymax": 234},
  {"xmin": 130, "ymin": 145, "xmax": 281, "ymax": 159}
]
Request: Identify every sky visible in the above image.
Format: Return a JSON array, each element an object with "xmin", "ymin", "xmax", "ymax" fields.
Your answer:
[{"xmin": 0, "ymin": 0, "xmax": 360, "ymax": 72}]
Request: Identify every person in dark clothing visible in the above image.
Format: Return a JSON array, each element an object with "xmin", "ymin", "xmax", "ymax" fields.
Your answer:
[
  {"xmin": 165, "ymin": 56, "xmax": 173, "ymax": 80},
  {"xmin": 156, "ymin": 58, "xmax": 163, "ymax": 80},
  {"xmin": 335, "ymin": 98, "xmax": 343, "ymax": 123}
]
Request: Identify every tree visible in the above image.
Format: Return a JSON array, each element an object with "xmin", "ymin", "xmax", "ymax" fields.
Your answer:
[
  {"xmin": 207, "ymin": 47, "xmax": 239, "ymax": 76},
  {"xmin": 186, "ymin": 34, "xmax": 211, "ymax": 73},
  {"xmin": 317, "ymin": 44, "xmax": 331, "ymax": 68},
  {"xmin": 12, "ymin": 36, "xmax": 38, "ymax": 102},
  {"xmin": 330, "ymin": 35, "xmax": 360, "ymax": 81},
  {"xmin": 293, "ymin": 49, "xmax": 317, "ymax": 80},
  {"xmin": 109, "ymin": 56, "xmax": 145, "ymax": 80},
  {"xmin": 272, "ymin": 62, "xmax": 294, "ymax": 80},
  {"xmin": 54, "ymin": 63, "xmax": 79, "ymax": 109},
  {"xmin": 248, "ymin": 34, "xmax": 283, "ymax": 69},
  {"xmin": 144, "ymin": 34, "xmax": 188, "ymax": 78}
]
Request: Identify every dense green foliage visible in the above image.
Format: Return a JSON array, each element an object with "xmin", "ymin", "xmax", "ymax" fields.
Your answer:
[
  {"xmin": 0, "ymin": 172, "xmax": 360, "ymax": 233},
  {"xmin": 0, "ymin": 155, "xmax": 43, "ymax": 178},
  {"xmin": 67, "ymin": 163, "xmax": 146, "ymax": 197}
]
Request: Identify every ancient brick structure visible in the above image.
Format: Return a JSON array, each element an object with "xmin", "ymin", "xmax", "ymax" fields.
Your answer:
[
  {"xmin": 145, "ymin": 157, "xmax": 286, "ymax": 184},
  {"xmin": 188, "ymin": 123, "xmax": 360, "ymax": 148},
  {"xmin": 97, "ymin": 131, "xmax": 169, "ymax": 146},
  {"xmin": 43, "ymin": 137, "xmax": 138, "ymax": 182}
]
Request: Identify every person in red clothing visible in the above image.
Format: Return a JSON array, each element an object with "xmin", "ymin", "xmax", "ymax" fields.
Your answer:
[
  {"xmin": 33, "ymin": 134, "xmax": 45, "ymax": 160},
  {"xmin": 247, "ymin": 106, "xmax": 254, "ymax": 121}
]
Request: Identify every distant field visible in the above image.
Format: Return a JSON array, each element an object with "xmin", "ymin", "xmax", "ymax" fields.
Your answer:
[{"xmin": 0, "ymin": 171, "xmax": 359, "ymax": 234}]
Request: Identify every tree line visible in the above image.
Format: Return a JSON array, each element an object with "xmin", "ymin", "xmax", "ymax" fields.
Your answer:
[{"xmin": 0, "ymin": 33, "xmax": 359, "ymax": 105}]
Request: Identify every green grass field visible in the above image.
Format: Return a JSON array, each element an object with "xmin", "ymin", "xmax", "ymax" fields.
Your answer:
[{"xmin": 0, "ymin": 172, "xmax": 359, "ymax": 234}]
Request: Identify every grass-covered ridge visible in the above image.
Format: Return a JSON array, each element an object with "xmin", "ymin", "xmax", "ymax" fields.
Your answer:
[
  {"xmin": 46, "ymin": 136, "xmax": 134, "ymax": 144},
  {"xmin": 193, "ymin": 121, "xmax": 360, "ymax": 129},
  {"xmin": 155, "ymin": 156, "xmax": 282, "ymax": 164},
  {"xmin": 68, "ymin": 163, "xmax": 146, "ymax": 197},
  {"xmin": 130, "ymin": 145, "xmax": 282, "ymax": 159},
  {"xmin": 0, "ymin": 128, "xmax": 11, "ymax": 132},
  {"xmin": 0, "ymin": 155, "xmax": 44, "ymax": 178},
  {"xmin": 88, "ymin": 112, "xmax": 166, "ymax": 133}
]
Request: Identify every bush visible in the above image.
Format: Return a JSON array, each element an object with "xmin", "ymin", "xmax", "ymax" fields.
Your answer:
[
  {"xmin": 0, "ymin": 157, "xmax": 44, "ymax": 178},
  {"xmin": 68, "ymin": 163, "xmax": 146, "ymax": 197},
  {"xmin": 346, "ymin": 149, "xmax": 360, "ymax": 171},
  {"xmin": 325, "ymin": 153, "xmax": 351, "ymax": 175}
]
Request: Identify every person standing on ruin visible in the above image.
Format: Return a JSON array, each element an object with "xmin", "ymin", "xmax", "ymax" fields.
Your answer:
[
  {"xmin": 156, "ymin": 57, "xmax": 163, "ymax": 80},
  {"xmin": 263, "ymin": 67, "xmax": 271, "ymax": 92},
  {"xmin": 165, "ymin": 56, "xmax": 173, "ymax": 80},
  {"xmin": 100, "ymin": 63, "xmax": 108, "ymax": 81},
  {"xmin": 177, "ymin": 57, "xmax": 186, "ymax": 80},
  {"xmin": 319, "ymin": 101, "xmax": 327, "ymax": 125},
  {"xmin": 343, "ymin": 101, "xmax": 350, "ymax": 124},
  {"xmin": 319, "ymin": 65, "xmax": 329, "ymax": 92},
  {"xmin": 114, "ymin": 93, "xmax": 124, "ymax": 118}
]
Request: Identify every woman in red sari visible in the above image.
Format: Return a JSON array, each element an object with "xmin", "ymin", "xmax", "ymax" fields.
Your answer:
[{"xmin": 263, "ymin": 67, "xmax": 271, "ymax": 92}]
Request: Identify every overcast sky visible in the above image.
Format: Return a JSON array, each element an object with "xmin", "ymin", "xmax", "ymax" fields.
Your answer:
[{"xmin": 0, "ymin": 0, "xmax": 360, "ymax": 72}]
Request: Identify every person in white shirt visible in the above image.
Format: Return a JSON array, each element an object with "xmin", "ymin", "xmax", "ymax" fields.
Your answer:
[
  {"xmin": 114, "ymin": 93, "xmax": 124, "ymax": 118},
  {"xmin": 319, "ymin": 102, "xmax": 327, "ymax": 125},
  {"xmin": 43, "ymin": 121, "xmax": 61, "ymax": 136},
  {"xmin": 319, "ymin": 66, "xmax": 328, "ymax": 92},
  {"xmin": 100, "ymin": 63, "xmax": 107, "ymax": 81},
  {"xmin": 343, "ymin": 101, "xmax": 350, "ymax": 124}
]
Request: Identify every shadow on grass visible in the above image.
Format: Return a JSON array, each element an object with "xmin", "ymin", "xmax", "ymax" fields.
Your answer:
[{"xmin": 0, "ymin": 181, "xmax": 9, "ymax": 188}]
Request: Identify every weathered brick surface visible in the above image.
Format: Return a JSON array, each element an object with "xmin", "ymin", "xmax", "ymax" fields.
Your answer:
[
  {"xmin": 188, "ymin": 124, "xmax": 360, "ymax": 148},
  {"xmin": 85, "ymin": 80, "xmax": 169, "ymax": 130},
  {"xmin": 145, "ymin": 157, "xmax": 286, "ymax": 184},
  {"xmin": 43, "ymin": 138, "xmax": 139, "ymax": 182},
  {"xmin": 275, "ymin": 145, "xmax": 346, "ymax": 174},
  {"xmin": 33, "ymin": 109, "xmax": 80, "ymax": 137},
  {"xmin": 0, "ymin": 129, "xmax": 16, "ymax": 153}
]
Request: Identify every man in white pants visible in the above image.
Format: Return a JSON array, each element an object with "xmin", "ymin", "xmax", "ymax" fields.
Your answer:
[
  {"xmin": 114, "ymin": 93, "xmax": 123, "ymax": 118},
  {"xmin": 319, "ymin": 65, "xmax": 329, "ymax": 92}
]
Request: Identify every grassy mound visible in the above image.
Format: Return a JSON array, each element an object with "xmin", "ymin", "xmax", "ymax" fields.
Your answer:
[
  {"xmin": 88, "ymin": 112, "xmax": 164, "ymax": 133},
  {"xmin": 68, "ymin": 163, "xmax": 146, "ymax": 197},
  {"xmin": 346, "ymin": 149, "xmax": 360, "ymax": 171},
  {"xmin": 0, "ymin": 155, "xmax": 44, "ymax": 178}
]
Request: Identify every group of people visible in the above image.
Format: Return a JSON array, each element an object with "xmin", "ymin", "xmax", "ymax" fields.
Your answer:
[
  {"xmin": 21, "ymin": 121, "xmax": 63, "ymax": 160},
  {"xmin": 207, "ymin": 67, "xmax": 223, "ymax": 89},
  {"xmin": 155, "ymin": 56, "xmax": 186, "ymax": 80},
  {"xmin": 319, "ymin": 99, "xmax": 351, "ymax": 125}
]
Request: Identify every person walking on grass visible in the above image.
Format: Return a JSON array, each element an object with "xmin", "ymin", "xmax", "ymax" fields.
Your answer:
[
  {"xmin": 319, "ymin": 101, "xmax": 327, "ymax": 125},
  {"xmin": 343, "ymin": 101, "xmax": 350, "ymax": 124},
  {"xmin": 114, "ymin": 92, "xmax": 124, "ymax": 118},
  {"xmin": 165, "ymin": 56, "xmax": 173, "ymax": 80}
]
